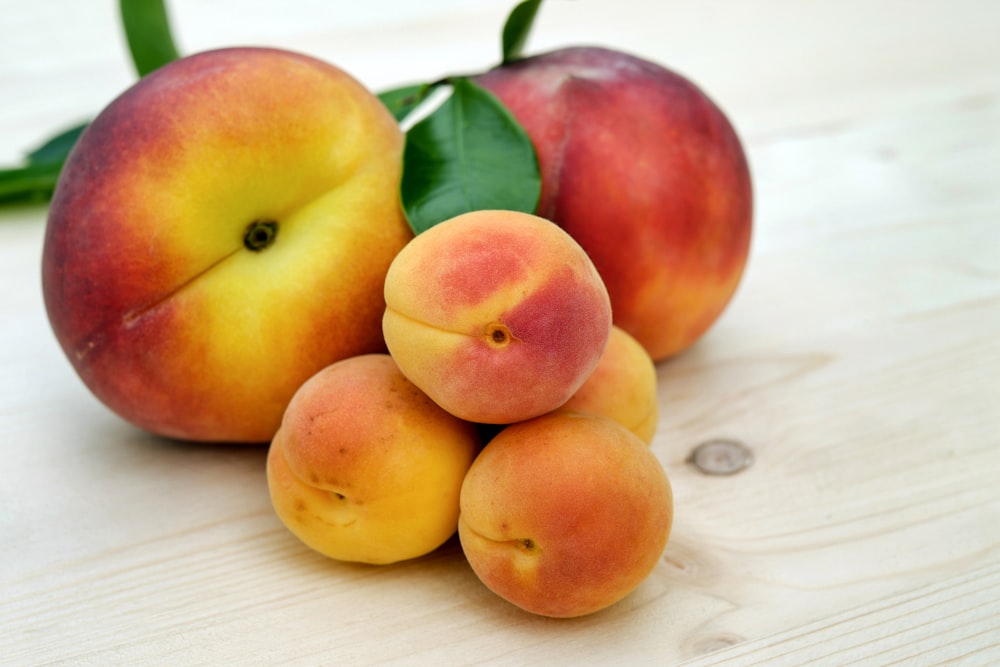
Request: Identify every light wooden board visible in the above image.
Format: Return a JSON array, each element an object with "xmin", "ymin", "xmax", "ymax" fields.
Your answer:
[{"xmin": 2, "ymin": 1, "xmax": 999, "ymax": 664}]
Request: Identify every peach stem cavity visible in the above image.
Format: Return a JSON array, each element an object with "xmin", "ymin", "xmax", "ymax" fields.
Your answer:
[
  {"xmin": 485, "ymin": 322, "xmax": 513, "ymax": 348},
  {"xmin": 244, "ymin": 219, "xmax": 279, "ymax": 251}
]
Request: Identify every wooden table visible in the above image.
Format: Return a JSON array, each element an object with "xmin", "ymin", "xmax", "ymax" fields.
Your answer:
[{"xmin": 3, "ymin": 1, "xmax": 998, "ymax": 664}]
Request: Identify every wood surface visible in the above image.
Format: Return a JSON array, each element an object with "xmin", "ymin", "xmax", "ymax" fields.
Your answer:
[{"xmin": 2, "ymin": 1, "xmax": 998, "ymax": 664}]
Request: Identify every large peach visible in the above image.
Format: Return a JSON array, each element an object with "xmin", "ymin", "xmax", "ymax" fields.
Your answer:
[
  {"xmin": 477, "ymin": 46, "xmax": 753, "ymax": 361},
  {"xmin": 382, "ymin": 210, "xmax": 612, "ymax": 424},
  {"xmin": 560, "ymin": 325, "xmax": 659, "ymax": 444},
  {"xmin": 458, "ymin": 411, "xmax": 673, "ymax": 618},
  {"xmin": 267, "ymin": 354, "xmax": 481, "ymax": 565},
  {"xmin": 41, "ymin": 47, "xmax": 411, "ymax": 443}
]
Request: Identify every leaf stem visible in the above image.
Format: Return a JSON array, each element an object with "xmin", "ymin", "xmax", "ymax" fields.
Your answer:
[
  {"xmin": 119, "ymin": 0, "xmax": 181, "ymax": 77},
  {"xmin": 501, "ymin": 0, "xmax": 543, "ymax": 64}
]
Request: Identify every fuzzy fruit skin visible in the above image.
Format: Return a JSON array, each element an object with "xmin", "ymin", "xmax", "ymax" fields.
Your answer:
[
  {"xmin": 42, "ymin": 47, "xmax": 411, "ymax": 442},
  {"xmin": 382, "ymin": 210, "xmax": 612, "ymax": 424},
  {"xmin": 477, "ymin": 46, "xmax": 753, "ymax": 361},
  {"xmin": 458, "ymin": 412, "xmax": 673, "ymax": 618},
  {"xmin": 560, "ymin": 325, "xmax": 659, "ymax": 444},
  {"xmin": 267, "ymin": 354, "xmax": 481, "ymax": 565}
]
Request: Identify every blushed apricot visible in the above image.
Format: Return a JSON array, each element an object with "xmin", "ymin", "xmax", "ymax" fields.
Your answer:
[
  {"xmin": 560, "ymin": 325, "xmax": 659, "ymax": 444},
  {"xmin": 382, "ymin": 210, "xmax": 612, "ymax": 424},
  {"xmin": 458, "ymin": 412, "xmax": 673, "ymax": 617},
  {"xmin": 267, "ymin": 354, "xmax": 480, "ymax": 564}
]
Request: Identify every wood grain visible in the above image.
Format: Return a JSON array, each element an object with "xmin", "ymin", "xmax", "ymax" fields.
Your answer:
[
  {"xmin": 676, "ymin": 561, "xmax": 1000, "ymax": 666},
  {"xmin": 2, "ymin": 0, "xmax": 999, "ymax": 664}
]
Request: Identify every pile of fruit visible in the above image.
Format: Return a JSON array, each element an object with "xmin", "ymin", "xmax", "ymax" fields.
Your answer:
[{"xmin": 40, "ymin": 5, "xmax": 752, "ymax": 619}]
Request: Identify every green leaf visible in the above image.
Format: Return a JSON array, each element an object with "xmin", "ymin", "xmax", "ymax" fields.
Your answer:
[
  {"xmin": 378, "ymin": 83, "xmax": 436, "ymax": 123},
  {"xmin": 27, "ymin": 122, "xmax": 88, "ymax": 166},
  {"xmin": 0, "ymin": 163, "xmax": 63, "ymax": 204},
  {"xmin": 400, "ymin": 78, "xmax": 540, "ymax": 235},
  {"xmin": 119, "ymin": 0, "xmax": 181, "ymax": 77},
  {"xmin": 0, "ymin": 122, "xmax": 89, "ymax": 205},
  {"xmin": 501, "ymin": 0, "xmax": 543, "ymax": 64}
]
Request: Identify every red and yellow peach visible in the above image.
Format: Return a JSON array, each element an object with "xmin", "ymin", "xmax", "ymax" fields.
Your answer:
[
  {"xmin": 42, "ymin": 47, "xmax": 411, "ymax": 443},
  {"xmin": 477, "ymin": 46, "xmax": 753, "ymax": 361}
]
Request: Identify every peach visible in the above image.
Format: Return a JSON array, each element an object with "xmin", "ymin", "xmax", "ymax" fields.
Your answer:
[
  {"xmin": 560, "ymin": 325, "xmax": 659, "ymax": 444},
  {"xmin": 267, "ymin": 354, "xmax": 481, "ymax": 565},
  {"xmin": 382, "ymin": 210, "xmax": 612, "ymax": 424},
  {"xmin": 477, "ymin": 46, "xmax": 753, "ymax": 361},
  {"xmin": 41, "ymin": 47, "xmax": 411, "ymax": 442},
  {"xmin": 458, "ymin": 412, "xmax": 673, "ymax": 618}
]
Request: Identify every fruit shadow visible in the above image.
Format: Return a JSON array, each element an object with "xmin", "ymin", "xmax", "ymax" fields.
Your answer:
[{"xmin": 109, "ymin": 421, "xmax": 271, "ymax": 480}]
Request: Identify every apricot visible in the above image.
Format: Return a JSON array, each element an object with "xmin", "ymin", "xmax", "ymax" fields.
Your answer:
[
  {"xmin": 477, "ymin": 47, "xmax": 753, "ymax": 361},
  {"xmin": 382, "ymin": 210, "xmax": 612, "ymax": 424},
  {"xmin": 560, "ymin": 325, "xmax": 659, "ymax": 444},
  {"xmin": 458, "ymin": 412, "xmax": 673, "ymax": 618},
  {"xmin": 267, "ymin": 354, "xmax": 480, "ymax": 564}
]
